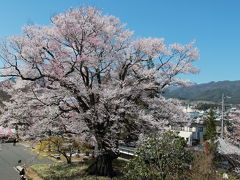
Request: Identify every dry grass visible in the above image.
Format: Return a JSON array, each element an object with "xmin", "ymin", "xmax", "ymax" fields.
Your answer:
[
  {"xmin": 25, "ymin": 167, "xmax": 43, "ymax": 180},
  {"xmin": 29, "ymin": 159, "xmax": 126, "ymax": 180},
  {"xmin": 30, "ymin": 162, "xmax": 107, "ymax": 180}
]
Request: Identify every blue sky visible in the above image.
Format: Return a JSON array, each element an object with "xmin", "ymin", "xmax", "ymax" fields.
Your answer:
[{"xmin": 0, "ymin": 0, "xmax": 239, "ymax": 84}]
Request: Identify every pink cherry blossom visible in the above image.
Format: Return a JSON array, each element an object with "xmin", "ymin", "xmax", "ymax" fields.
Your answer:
[{"xmin": 0, "ymin": 7, "xmax": 199, "ymax": 176}]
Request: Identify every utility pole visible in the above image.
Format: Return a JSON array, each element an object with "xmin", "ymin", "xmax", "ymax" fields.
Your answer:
[{"xmin": 221, "ymin": 93, "xmax": 224, "ymax": 138}]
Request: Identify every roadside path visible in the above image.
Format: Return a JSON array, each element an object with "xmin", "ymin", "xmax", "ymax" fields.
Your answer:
[{"xmin": 0, "ymin": 143, "xmax": 51, "ymax": 180}]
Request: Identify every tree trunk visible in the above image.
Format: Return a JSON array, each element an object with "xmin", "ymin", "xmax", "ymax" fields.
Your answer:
[
  {"xmin": 87, "ymin": 153, "xmax": 116, "ymax": 177},
  {"xmin": 63, "ymin": 154, "xmax": 72, "ymax": 164},
  {"xmin": 66, "ymin": 157, "xmax": 72, "ymax": 164}
]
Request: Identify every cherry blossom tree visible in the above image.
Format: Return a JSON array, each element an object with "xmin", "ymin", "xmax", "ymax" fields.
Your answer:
[
  {"xmin": 0, "ymin": 7, "xmax": 199, "ymax": 176},
  {"xmin": 0, "ymin": 79, "xmax": 87, "ymax": 140},
  {"xmin": 226, "ymin": 110, "xmax": 240, "ymax": 147}
]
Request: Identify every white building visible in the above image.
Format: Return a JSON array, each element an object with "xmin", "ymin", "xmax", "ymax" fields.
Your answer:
[{"xmin": 169, "ymin": 122, "xmax": 205, "ymax": 146}]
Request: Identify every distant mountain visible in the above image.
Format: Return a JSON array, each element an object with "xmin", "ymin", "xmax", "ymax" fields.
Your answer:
[{"xmin": 164, "ymin": 80, "xmax": 240, "ymax": 104}]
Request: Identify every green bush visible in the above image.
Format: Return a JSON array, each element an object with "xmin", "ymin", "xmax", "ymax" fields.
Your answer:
[{"xmin": 124, "ymin": 131, "xmax": 193, "ymax": 180}]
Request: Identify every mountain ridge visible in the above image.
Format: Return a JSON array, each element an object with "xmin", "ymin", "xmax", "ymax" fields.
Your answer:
[{"xmin": 164, "ymin": 80, "xmax": 240, "ymax": 104}]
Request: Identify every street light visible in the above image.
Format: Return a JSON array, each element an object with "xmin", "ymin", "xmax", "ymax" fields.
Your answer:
[{"xmin": 221, "ymin": 94, "xmax": 224, "ymax": 138}]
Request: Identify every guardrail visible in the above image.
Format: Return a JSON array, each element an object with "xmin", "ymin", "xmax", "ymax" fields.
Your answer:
[{"xmin": 118, "ymin": 146, "xmax": 136, "ymax": 159}]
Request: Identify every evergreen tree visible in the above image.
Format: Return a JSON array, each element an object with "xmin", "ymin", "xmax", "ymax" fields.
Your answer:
[
  {"xmin": 204, "ymin": 109, "xmax": 217, "ymax": 142},
  {"xmin": 124, "ymin": 131, "xmax": 193, "ymax": 180}
]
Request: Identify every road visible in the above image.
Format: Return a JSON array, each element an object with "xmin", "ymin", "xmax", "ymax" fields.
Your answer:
[{"xmin": 0, "ymin": 142, "xmax": 51, "ymax": 180}]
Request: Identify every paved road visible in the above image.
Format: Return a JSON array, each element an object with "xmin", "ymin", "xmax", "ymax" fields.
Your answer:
[{"xmin": 0, "ymin": 143, "xmax": 51, "ymax": 180}]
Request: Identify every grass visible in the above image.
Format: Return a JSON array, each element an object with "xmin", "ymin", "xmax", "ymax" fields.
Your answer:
[
  {"xmin": 29, "ymin": 159, "xmax": 126, "ymax": 180},
  {"xmin": 21, "ymin": 141, "xmax": 126, "ymax": 179},
  {"xmin": 25, "ymin": 167, "xmax": 43, "ymax": 180},
  {"xmin": 31, "ymin": 162, "xmax": 87, "ymax": 180},
  {"xmin": 216, "ymin": 170, "xmax": 240, "ymax": 180}
]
